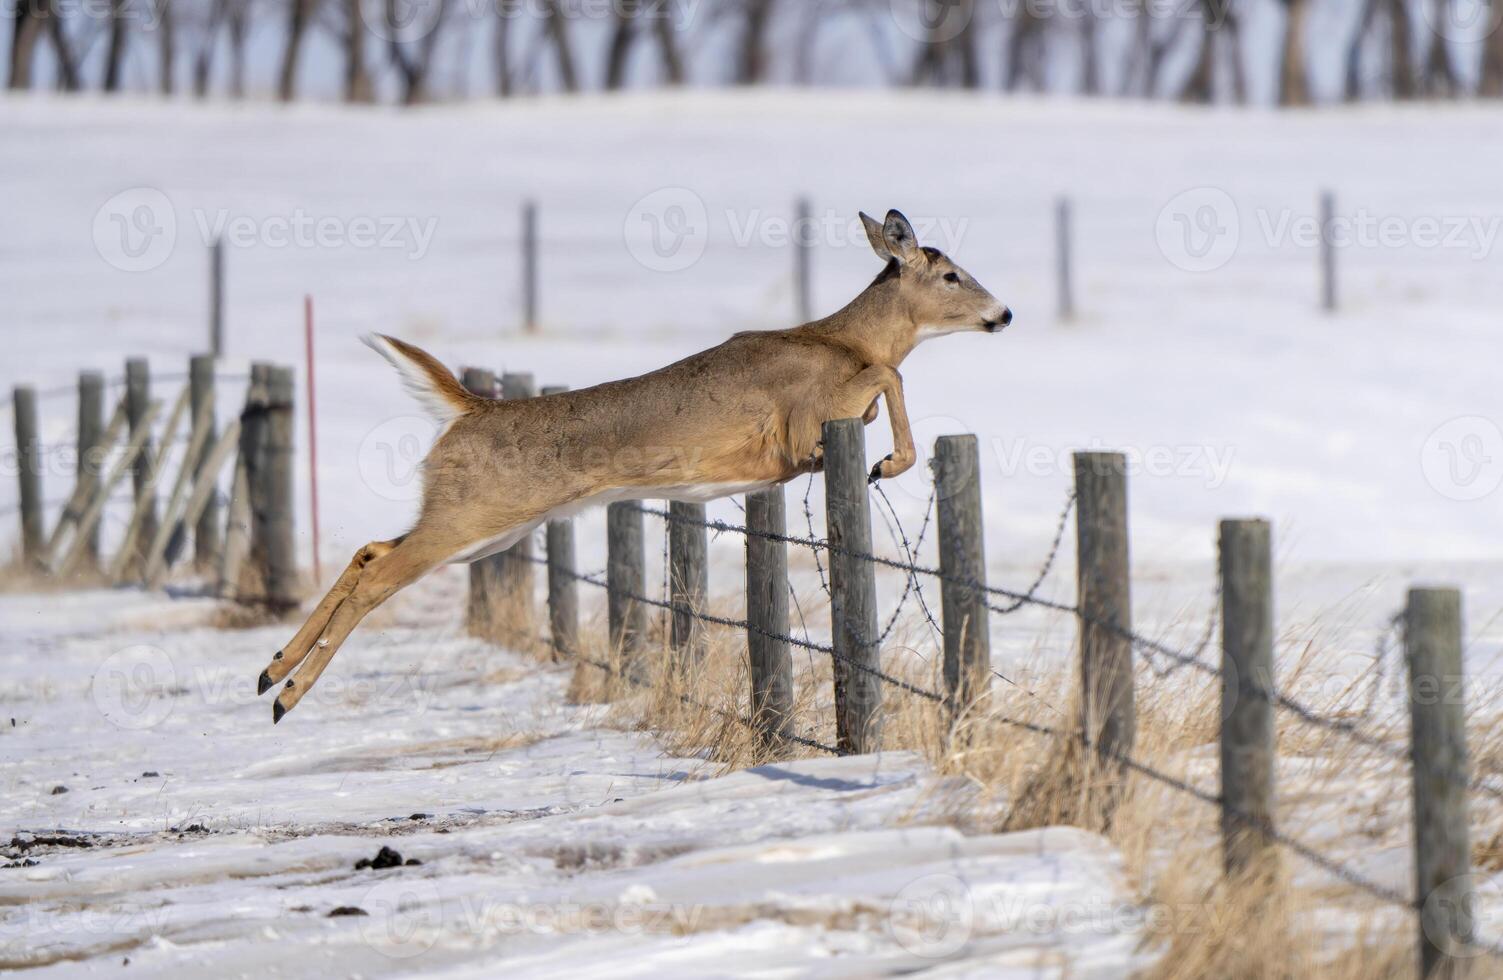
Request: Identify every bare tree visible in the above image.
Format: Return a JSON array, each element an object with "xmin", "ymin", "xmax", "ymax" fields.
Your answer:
[
  {"xmin": 190, "ymin": 0, "xmax": 230, "ymax": 96},
  {"xmin": 325, "ymin": 0, "xmax": 372, "ymax": 101},
  {"xmin": 1005, "ymin": 5, "xmax": 1046, "ymax": 92},
  {"xmin": 912, "ymin": 0, "xmax": 978, "ymax": 88},
  {"xmin": 494, "ymin": 7, "xmax": 513, "ymax": 95},
  {"xmin": 158, "ymin": 0, "xmax": 177, "ymax": 93},
  {"xmin": 8, "ymin": 0, "xmax": 82, "ymax": 89},
  {"xmin": 735, "ymin": 0, "xmax": 775, "ymax": 84},
  {"xmin": 1484, "ymin": 1, "xmax": 1503, "ymax": 96},
  {"xmin": 226, "ymin": 0, "xmax": 252, "ymax": 96},
  {"xmin": 277, "ymin": 0, "xmax": 319, "ymax": 101},
  {"xmin": 1388, "ymin": 0, "xmax": 1414, "ymax": 97},
  {"xmin": 103, "ymin": 0, "xmax": 131, "ymax": 92},
  {"xmin": 542, "ymin": 0, "xmax": 578, "ymax": 91},
  {"xmin": 385, "ymin": 0, "xmax": 448, "ymax": 103},
  {"xmin": 1343, "ymin": 0, "xmax": 1379, "ymax": 101},
  {"xmin": 1278, "ymin": 0, "xmax": 1309, "ymax": 105},
  {"xmin": 1419, "ymin": 0, "xmax": 1457, "ymax": 95}
]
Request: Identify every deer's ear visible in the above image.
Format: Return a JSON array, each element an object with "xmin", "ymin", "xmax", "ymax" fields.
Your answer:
[
  {"xmin": 859, "ymin": 212, "xmax": 891, "ymax": 261},
  {"xmin": 882, "ymin": 209, "xmax": 920, "ymax": 263}
]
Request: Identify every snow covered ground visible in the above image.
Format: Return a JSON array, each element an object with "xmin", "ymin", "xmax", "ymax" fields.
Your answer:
[{"xmin": 3, "ymin": 90, "xmax": 1502, "ymax": 975}]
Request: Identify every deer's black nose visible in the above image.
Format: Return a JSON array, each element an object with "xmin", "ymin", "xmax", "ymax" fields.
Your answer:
[{"xmin": 999, "ymin": 307, "xmax": 1013, "ymax": 326}]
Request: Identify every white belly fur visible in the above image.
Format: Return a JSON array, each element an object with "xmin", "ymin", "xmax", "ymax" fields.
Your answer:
[{"xmin": 447, "ymin": 480, "xmax": 779, "ymax": 564}]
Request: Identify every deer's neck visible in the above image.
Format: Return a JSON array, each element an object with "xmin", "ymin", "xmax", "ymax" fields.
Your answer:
[{"xmin": 803, "ymin": 273, "xmax": 916, "ymax": 367}]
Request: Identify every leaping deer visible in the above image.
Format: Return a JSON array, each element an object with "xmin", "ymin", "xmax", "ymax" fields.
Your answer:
[{"xmin": 258, "ymin": 209, "xmax": 1011, "ymax": 722}]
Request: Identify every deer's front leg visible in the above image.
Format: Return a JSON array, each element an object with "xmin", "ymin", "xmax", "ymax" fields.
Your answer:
[{"xmin": 822, "ymin": 365, "xmax": 915, "ymax": 482}]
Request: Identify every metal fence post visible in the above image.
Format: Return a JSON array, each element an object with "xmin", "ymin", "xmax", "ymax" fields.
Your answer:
[
  {"xmin": 1320, "ymin": 189, "xmax": 1337, "ymax": 313},
  {"xmin": 1056, "ymin": 196, "xmax": 1074, "ymax": 321},
  {"xmin": 1074, "ymin": 451, "xmax": 1135, "ymax": 797},
  {"xmin": 746, "ymin": 486, "xmax": 792, "ymax": 748},
  {"xmin": 522, "ymin": 200, "xmax": 538, "ymax": 334},
  {"xmin": 541, "ymin": 384, "xmax": 577, "ymax": 660},
  {"xmin": 1406, "ymin": 586, "xmax": 1474, "ymax": 974},
  {"xmin": 210, "ymin": 238, "xmax": 225, "ymax": 356},
  {"xmin": 933, "ymin": 434, "xmax": 990, "ymax": 720},
  {"xmin": 668, "ymin": 501, "xmax": 708, "ymax": 669},
  {"xmin": 795, "ymin": 196, "xmax": 812, "ymax": 323},
  {"xmin": 1219, "ymin": 518, "xmax": 1276, "ymax": 874},
  {"xmin": 823, "ymin": 417, "xmax": 882, "ymax": 754},
  {"xmin": 12, "ymin": 386, "xmax": 43, "ymax": 566}
]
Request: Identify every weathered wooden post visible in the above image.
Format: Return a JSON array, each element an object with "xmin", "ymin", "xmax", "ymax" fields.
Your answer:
[
  {"xmin": 494, "ymin": 371, "xmax": 537, "ymax": 639},
  {"xmin": 794, "ymin": 196, "xmax": 813, "ymax": 323},
  {"xmin": 823, "ymin": 418, "xmax": 882, "ymax": 754},
  {"xmin": 1406, "ymin": 586, "xmax": 1474, "ymax": 974},
  {"xmin": 189, "ymin": 354, "xmax": 220, "ymax": 571},
  {"xmin": 76, "ymin": 372, "xmax": 105, "ymax": 568},
  {"xmin": 1219, "ymin": 518, "xmax": 1276, "ymax": 874},
  {"xmin": 542, "ymin": 383, "xmax": 578, "ymax": 660},
  {"xmin": 11, "ymin": 386, "xmax": 43, "ymax": 567},
  {"xmin": 125, "ymin": 358, "xmax": 158, "ymax": 568},
  {"xmin": 1056, "ymin": 196, "xmax": 1074, "ymax": 321},
  {"xmin": 933, "ymin": 434, "xmax": 990, "ymax": 719},
  {"xmin": 210, "ymin": 239, "xmax": 225, "ymax": 357},
  {"xmin": 522, "ymin": 200, "xmax": 538, "ymax": 334},
  {"xmin": 668, "ymin": 501, "xmax": 708, "ymax": 669},
  {"xmin": 260, "ymin": 365, "xmax": 298, "ymax": 608},
  {"xmin": 607, "ymin": 501, "xmax": 647, "ymax": 665},
  {"xmin": 746, "ymin": 486, "xmax": 793, "ymax": 747},
  {"xmin": 1074, "ymin": 451, "xmax": 1135, "ymax": 796},
  {"xmin": 1320, "ymin": 190, "xmax": 1337, "ymax": 313},
  {"xmin": 461, "ymin": 367, "xmax": 499, "ymax": 638}
]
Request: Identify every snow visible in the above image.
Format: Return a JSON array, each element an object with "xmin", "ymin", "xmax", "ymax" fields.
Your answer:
[{"xmin": 2, "ymin": 89, "xmax": 1503, "ymax": 974}]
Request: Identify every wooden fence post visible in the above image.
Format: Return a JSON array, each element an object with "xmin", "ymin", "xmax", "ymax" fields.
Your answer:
[
  {"xmin": 933, "ymin": 434, "xmax": 990, "ymax": 719},
  {"xmin": 1056, "ymin": 196, "xmax": 1074, "ymax": 321},
  {"xmin": 12, "ymin": 386, "xmax": 43, "ymax": 566},
  {"xmin": 668, "ymin": 501, "xmax": 708, "ymax": 669},
  {"xmin": 823, "ymin": 417, "xmax": 882, "ymax": 754},
  {"xmin": 1320, "ymin": 189, "xmax": 1337, "ymax": 313},
  {"xmin": 522, "ymin": 200, "xmax": 538, "ymax": 334},
  {"xmin": 1407, "ymin": 586, "xmax": 1474, "ymax": 974},
  {"xmin": 189, "ymin": 354, "xmax": 220, "ymax": 571},
  {"xmin": 260, "ymin": 365, "xmax": 298, "ymax": 608},
  {"xmin": 541, "ymin": 384, "xmax": 578, "ymax": 660},
  {"xmin": 210, "ymin": 238, "xmax": 225, "ymax": 357},
  {"xmin": 1219, "ymin": 518, "xmax": 1276, "ymax": 874},
  {"xmin": 1074, "ymin": 451, "xmax": 1135, "ymax": 796},
  {"xmin": 794, "ymin": 196, "xmax": 813, "ymax": 323},
  {"xmin": 746, "ymin": 486, "xmax": 793, "ymax": 747},
  {"xmin": 495, "ymin": 371, "xmax": 537, "ymax": 640},
  {"xmin": 461, "ymin": 367, "xmax": 499, "ymax": 638},
  {"xmin": 607, "ymin": 501, "xmax": 647, "ymax": 666},
  {"xmin": 125, "ymin": 358, "xmax": 157, "ymax": 568},
  {"xmin": 76, "ymin": 372, "xmax": 105, "ymax": 568}
]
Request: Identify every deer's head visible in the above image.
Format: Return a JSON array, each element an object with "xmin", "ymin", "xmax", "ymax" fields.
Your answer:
[{"xmin": 860, "ymin": 209, "xmax": 1011, "ymax": 343}]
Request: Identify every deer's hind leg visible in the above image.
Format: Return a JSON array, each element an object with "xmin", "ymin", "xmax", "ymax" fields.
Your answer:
[
  {"xmin": 257, "ymin": 538, "xmax": 401, "ymax": 695},
  {"xmin": 257, "ymin": 525, "xmax": 469, "ymax": 723}
]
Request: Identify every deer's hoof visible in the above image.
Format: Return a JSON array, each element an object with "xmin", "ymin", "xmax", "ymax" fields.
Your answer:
[
  {"xmin": 257, "ymin": 670, "xmax": 274, "ymax": 696},
  {"xmin": 272, "ymin": 701, "xmax": 287, "ymax": 725}
]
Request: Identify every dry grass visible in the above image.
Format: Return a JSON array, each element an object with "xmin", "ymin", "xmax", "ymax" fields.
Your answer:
[{"xmin": 540, "ymin": 580, "xmax": 1503, "ymax": 978}]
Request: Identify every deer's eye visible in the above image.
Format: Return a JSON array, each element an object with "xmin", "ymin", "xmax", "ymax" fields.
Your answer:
[{"xmin": 943, "ymin": 272, "xmax": 960, "ymax": 284}]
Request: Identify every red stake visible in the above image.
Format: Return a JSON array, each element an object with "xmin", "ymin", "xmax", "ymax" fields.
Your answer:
[{"xmin": 304, "ymin": 295, "xmax": 323, "ymax": 585}]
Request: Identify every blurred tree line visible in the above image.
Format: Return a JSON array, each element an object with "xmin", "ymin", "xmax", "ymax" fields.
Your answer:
[{"xmin": 6, "ymin": 0, "xmax": 1503, "ymax": 105}]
